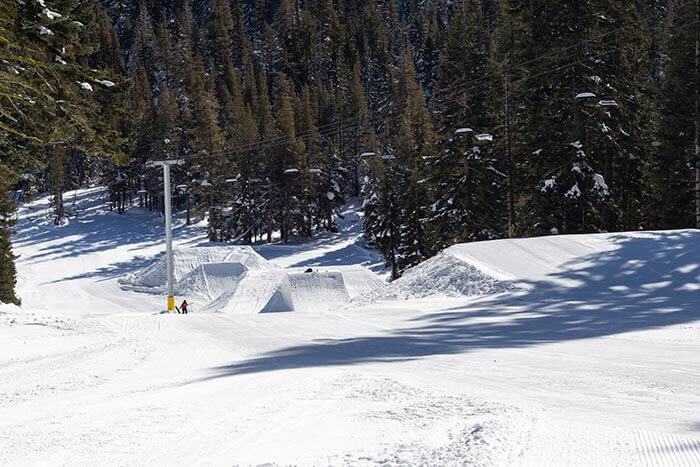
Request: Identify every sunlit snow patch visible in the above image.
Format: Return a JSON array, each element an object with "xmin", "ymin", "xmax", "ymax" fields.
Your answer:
[{"xmin": 119, "ymin": 246, "xmax": 384, "ymax": 313}]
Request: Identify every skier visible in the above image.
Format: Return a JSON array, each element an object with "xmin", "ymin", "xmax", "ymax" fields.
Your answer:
[{"xmin": 180, "ymin": 299, "xmax": 189, "ymax": 314}]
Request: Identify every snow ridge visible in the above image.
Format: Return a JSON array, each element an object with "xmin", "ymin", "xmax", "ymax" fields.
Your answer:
[{"xmin": 358, "ymin": 247, "xmax": 521, "ymax": 303}]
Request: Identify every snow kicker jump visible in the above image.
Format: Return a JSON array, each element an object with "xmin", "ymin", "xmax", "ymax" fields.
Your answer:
[{"xmin": 119, "ymin": 245, "xmax": 383, "ymax": 313}]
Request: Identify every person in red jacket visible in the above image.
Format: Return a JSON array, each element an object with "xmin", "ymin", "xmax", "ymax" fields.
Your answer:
[{"xmin": 180, "ymin": 300, "xmax": 189, "ymax": 314}]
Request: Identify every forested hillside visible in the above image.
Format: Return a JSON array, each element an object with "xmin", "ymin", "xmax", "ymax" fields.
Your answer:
[{"xmin": 1, "ymin": 0, "xmax": 699, "ymax": 296}]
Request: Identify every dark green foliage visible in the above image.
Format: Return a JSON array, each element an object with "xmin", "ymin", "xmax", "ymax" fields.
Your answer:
[
  {"xmin": 3, "ymin": 0, "xmax": 698, "ymax": 289},
  {"xmin": 0, "ymin": 167, "xmax": 20, "ymax": 305},
  {"xmin": 1, "ymin": 0, "xmax": 127, "ymax": 301},
  {"xmin": 647, "ymin": 0, "xmax": 699, "ymax": 228},
  {"xmin": 429, "ymin": 0, "xmax": 503, "ymax": 246}
]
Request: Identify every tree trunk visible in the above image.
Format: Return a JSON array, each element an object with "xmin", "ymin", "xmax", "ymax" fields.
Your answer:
[
  {"xmin": 51, "ymin": 146, "xmax": 65, "ymax": 225},
  {"xmin": 504, "ymin": 65, "xmax": 515, "ymax": 238}
]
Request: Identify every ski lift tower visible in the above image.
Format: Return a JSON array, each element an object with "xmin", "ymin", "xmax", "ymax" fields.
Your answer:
[{"xmin": 146, "ymin": 159, "xmax": 184, "ymax": 312}]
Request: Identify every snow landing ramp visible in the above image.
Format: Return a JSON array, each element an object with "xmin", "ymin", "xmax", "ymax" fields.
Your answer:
[
  {"xmin": 176, "ymin": 262, "xmax": 248, "ymax": 301},
  {"xmin": 362, "ymin": 231, "xmax": 696, "ymax": 301},
  {"xmin": 204, "ymin": 270, "xmax": 352, "ymax": 313}
]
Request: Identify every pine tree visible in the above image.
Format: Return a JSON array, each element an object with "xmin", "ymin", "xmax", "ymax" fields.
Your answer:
[
  {"xmin": 206, "ymin": 0, "xmax": 235, "ymax": 80},
  {"xmin": 363, "ymin": 50, "xmax": 435, "ymax": 276},
  {"xmin": 185, "ymin": 54, "xmax": 226, "ymax": 240},
  {"xmin": 518, "ymin": 1, "xmax": 652, "ymax": 235},
  {"xmin": 429, "ymin": 0, "xmax": 503, "ymax": 246},
  {"xmin": 129, "ymin": 0, "xmax": 159, "ymax": 77},
  {"xmin": 1, "ymin": 0, "xmax": 125, "ymax": 300},
  {"xmin": 0, "ymin": 163, "xmax": 20, "ymax": 305},
  {"xmin": 363, "ymin": 159, "xmax": 401, "ymax": 279},
  {"xmin": 345, "ymin": 60, "xmax": 373, "ymax": 196},
  {"xmin": 647, "ymin": 0, "xmax": 699, "ymax": 228},
  {"xmin": 394, "ymin": 50, "xmax": 435, "ymax": 272},
  {"xmin": 272, "ymin": 73, "xmax": 303, "ymax": 242}
]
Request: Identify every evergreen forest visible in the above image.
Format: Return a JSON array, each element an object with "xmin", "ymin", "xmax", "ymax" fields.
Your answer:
[{"xmin": 1, "ymin": 0, "xmax": 699, "ymax": 301}]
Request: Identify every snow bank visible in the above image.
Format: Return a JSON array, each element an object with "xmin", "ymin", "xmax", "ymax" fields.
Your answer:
[
  {"xmin": 0, "ymin": 303, "xmax": 22, "ymax": 327},
  {"xmin": 0, "ymin": 303, "xmax": 80, "ymax": 332}
]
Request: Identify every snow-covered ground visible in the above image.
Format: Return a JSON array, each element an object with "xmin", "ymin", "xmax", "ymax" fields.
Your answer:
[{"xmin": 1, "ymin": 187, "xmax": 699, "ymax": 466}]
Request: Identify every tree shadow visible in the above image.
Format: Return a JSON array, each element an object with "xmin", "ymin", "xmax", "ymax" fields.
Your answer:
[
  {"xmin": 17, "ymin": 199, "xmax": 201, "ymax": 282},
  {"xmin": 291, "ymin": 242, "xmax": 383, "ymax": 270},
  {"xmin": 42, "ymin": 254, "xmax": 158, "ymax": 283},
  {"xmin": 194, "ymin": 230, "xmax": 699, "ymax": 381}
]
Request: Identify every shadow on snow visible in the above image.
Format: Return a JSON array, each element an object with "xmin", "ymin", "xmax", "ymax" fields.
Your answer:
[
  {"xmin": 195, "ymin": 230, "xmax": 699, "ymax": 380},
  {"xmin": 15, "ymin": 198, "xmax": 200, "ymax": 282}
]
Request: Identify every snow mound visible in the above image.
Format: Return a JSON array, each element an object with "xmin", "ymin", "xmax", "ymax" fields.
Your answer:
[
  {"xmin": 286, "ymin": 266, "xmax": 386, "ymax": 299},
  {"xmin": 361, "ymin": 248, "xmax": 519, "ymax": 302},
  {"xmin": 204, "ymin": 270, "xmax": 353, "ymax": 313},
  {"xmin": 121, "ymin": 246, "xmax": 385, "ymax": 313},
  {"xmin": 119, "ymin": 246, "xmax": 271, "ymax": 293}
]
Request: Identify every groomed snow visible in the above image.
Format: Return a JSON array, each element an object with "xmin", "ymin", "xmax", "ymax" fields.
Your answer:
[
  {"xmin": 362, "ymin": 232, "xmax": 687, "ymax": 304},
  {"xmin": 119, "ymin": 245, "xmax": 271, "ymax": 294},
  {"xmin": 121, "ymin": 247, "xmax": 379, "ymax": 313},
  {"xmin": 2, "ymin": 188, "xmax": 699, "ymax": 465}
]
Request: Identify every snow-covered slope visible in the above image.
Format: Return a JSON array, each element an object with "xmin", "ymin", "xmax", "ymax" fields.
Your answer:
[
  {"xmin": 176, "ymin": 262, "xmax": 249, "ymax": 301},
  {"xmin": 365, "ymin": 230, "xmax": 700, "ymax": 302},
  {"xmin": 2, "ymin": 188, "xmax": 699, "ymax": 466}
]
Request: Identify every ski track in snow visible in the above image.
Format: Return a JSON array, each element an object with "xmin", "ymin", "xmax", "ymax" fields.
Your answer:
[{"xmin": 1, "ymin": 188, "xmax": 699, "ymax": 465}]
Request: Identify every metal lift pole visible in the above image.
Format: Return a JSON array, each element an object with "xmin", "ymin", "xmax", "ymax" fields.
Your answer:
[{"xmin": 147, "ymin": 159, "xmax": 184, "ymax": 312}]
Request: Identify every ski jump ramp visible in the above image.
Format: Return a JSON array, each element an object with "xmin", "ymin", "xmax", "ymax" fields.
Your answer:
[
  {"xmin": 204, "ymin": 270, "xmax": 354, "ymax": 313},
  {"xmin": 121, "ymin": 245, "xmax": 385, "ymax": 313}
]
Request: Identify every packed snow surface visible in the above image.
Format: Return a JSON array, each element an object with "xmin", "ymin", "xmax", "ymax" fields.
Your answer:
[
  {"xmin": 176, "ymin": 261, "xmax": 248, "ymax": 301},
  {"xmin": 288, "ymin": 271, "xmax": 350, "ymax": 311},
  {"xmin": 122, "ymin": 246, "xmax": 375, "ymax": 313},
  {"xmin": 119, "ymin": 245, "xmax": 271, "ymax": 294},
  {"xmin": 2, "ymin": 188, "xmax": 699, "ymax": 465},
  {"xmin": 364, "ymin": 232, "xmax": 677, "ymax": 303}
]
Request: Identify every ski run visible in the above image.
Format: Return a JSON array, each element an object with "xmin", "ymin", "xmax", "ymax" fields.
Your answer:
[{"xmin": 1, "ymin": 187, "xmax": 699, "ymax": 466}]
